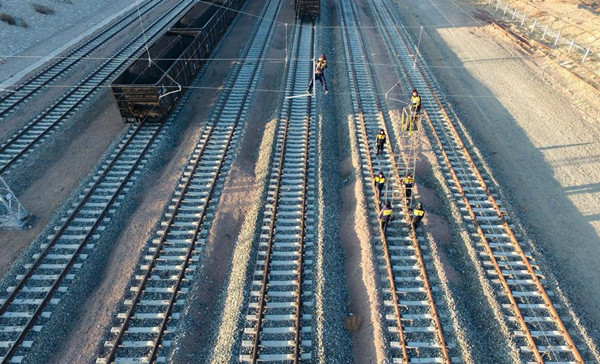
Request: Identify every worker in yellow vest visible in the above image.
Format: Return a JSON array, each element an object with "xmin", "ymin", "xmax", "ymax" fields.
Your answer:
[
  {"xmin": 375, "ymin": 129, "xmax": 386, "ymax": 155},
  {"xmin": 374, "ymin": 171, "xmax": 386, "ymax": 202},
  {"xmin": 407, "ymin": 89, "xmax": 422, "ymax": 131},
  {"xmin": 307, "ymin": 54, "xmax": 329, "ymax": 95},
  {"xmin": 379, "ymin": 201, "xmax": 393, "ymax": 236},
  {"xmin": 403, "ymin": 172, "xmax": 414, "ymax": 205},
  {"xmin": 411, "ymin": 202, "xmax": 425, "ymax": 230}
]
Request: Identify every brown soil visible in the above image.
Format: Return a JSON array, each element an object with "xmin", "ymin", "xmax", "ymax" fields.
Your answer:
[
  {"xmin": 395, "ymin": 0, "xmax": 600, "ymax": 342},
  {"xmin": 0, "ymin": 93, "xmax": 122, "ymax": 278},
  {"xmin": 45, "ymin": 0, "xmax": 275, "ymax": 361},
  {"xmin": 171, "ymin": 0, "xmax": 293, "ymax": 360},
  {"xmin": 0, "ymin": 0, "xmax": 185, "ymax": 277}
]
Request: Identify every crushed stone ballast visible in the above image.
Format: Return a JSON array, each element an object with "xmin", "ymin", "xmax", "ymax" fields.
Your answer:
[
  {"xmin": 370, "ymin": 0, "xmax": 590, "ymax": 362},
  {"xmin": 94, "ymin": 0, "xmax": 282, "ymax": 362},
  {"xmin": 0, "ymin": 0, "xmax": 158, "ymax": 120},
  {"xmin": 339, "ymin": 0, "xmax": 460, "ymax": 363},
  {"xmin": 0, "ymin": 0, "xmax": 195, "ymax": 175},
  {"xmin": 238, "ymin": 20, "xmax": 316, "ymax": 364}
]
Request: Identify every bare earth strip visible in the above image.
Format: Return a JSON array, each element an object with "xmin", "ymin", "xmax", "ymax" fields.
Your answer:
[{"xmin": 393, "ymin": 0, "xmax": 600, "ymax": 345}]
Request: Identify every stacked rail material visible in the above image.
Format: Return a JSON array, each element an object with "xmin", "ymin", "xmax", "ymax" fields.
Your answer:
[
  {"xmin": 111, "ymin": 0, "xmax": 241, "ymax": 123},
  {"xmin": 295, "ymin": 0, "xmax": 319, "ymax": 19}
]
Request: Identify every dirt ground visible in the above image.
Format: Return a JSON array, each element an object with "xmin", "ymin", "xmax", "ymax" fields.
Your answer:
[
  {"xmin": 0, "ymin": 93, "xmax": 123, "ymax": 278},
  {"xmin": 393, "ymin": 0, "xmax": 600, "ymax": 338},
  {"xmin": 0, "ymin": 0, "xmax": 184, "ymax": 278},
  {"xmin": 170, "ymin": 0, "xmax": 291, "ymax": 359},
  {"xmin": 44, "ymin": 0, "xmax": 273, "ymax": 361}
]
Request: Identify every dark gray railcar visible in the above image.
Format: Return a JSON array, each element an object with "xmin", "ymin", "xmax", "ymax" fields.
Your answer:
[
  {"xmin": 295, "ymin": 0, "xmax": 319, "ymax": 19},
  {"xmin": 110, "ymin": 0, "xmax": 241, "ymax": 123}
]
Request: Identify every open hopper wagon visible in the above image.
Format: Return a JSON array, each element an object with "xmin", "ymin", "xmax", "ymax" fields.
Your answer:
[{"xmin": 110, "ymin": 0, "xmax": 241, "ymax": 123}]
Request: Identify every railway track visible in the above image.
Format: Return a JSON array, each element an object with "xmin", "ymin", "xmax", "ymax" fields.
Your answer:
[
  {"xmin": 95, "ymin": 1, "xmax": 281, "ymax": 362},
  {"xmin": 339, "ymin": 0, "xmax": 456, "ymax": 363},
  {"xmin": 0, "ymin": 0, "xmax": 196, "ymax": 175},
  {"xmin": 238, "ymin": 21, "xmax": 315, "ymax": 363},
  {"xmin": 369, "ymin": 0, "xmax": 588, "ymax": 362},
  {"xmin": 0, "ymin": 2, "xmax": 243, "ymax": 360},
  {"xmin": 0, "ymin": 122, "xmax": 163, "ymax": 364},
  {"xmin": 0, "ymin": 0, "xmax": 159, "ymax": 120}
]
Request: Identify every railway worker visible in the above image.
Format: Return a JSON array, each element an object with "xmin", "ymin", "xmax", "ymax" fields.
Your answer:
[
  {"xmin": 410, "ymin": 88, "xmax": 422, "ymax": 115},
  {"xmin": 411, "ymin": 202, "xmax": 425, "ymax": 230},
  {"xmin": 379, "ymin": 201, "xmax": 393, "ymax": 235},
  {"xmin": 307, "ymin": 54, "xmax": 329, "ymax": 95},
  {"xmin": 375, "ymin": 129, "xmax": 386, "ymax": 155},
  {"xmin": 374, "ymin": 171, "xmax": 386, "ymax": 201},
  {"xmin": 407, "ymin": 89, "xmax": 422, "ymax": 131},
  {"xmin": 402, "ymin": 172, "xmax": 414, "ymax": 205}
]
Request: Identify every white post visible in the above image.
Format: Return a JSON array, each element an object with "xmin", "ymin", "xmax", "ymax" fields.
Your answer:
[
  {"xmin": 503, "ymin": 3, "xmax": 509, "ymax": 15},
  {"xmin": 542, "ymin": 25, "xmax": 549, "ymax": 39},
  {"xmin": 531, "ymin": 18, "xmax": 537, "ymax": 33},
  {"xmin": 554, "ymin": 30, "xmax": 561, "ymax": 47},
  {"xmin": 520, "ymin": 14, "xmax": 527, "ymax": 27},
  {"xmin": 512, "ymin": 8, "xmax": 517, "ymax": 20},
  {"xmin": 568, "ymin": 39, "xmax": 575, "ymax": 54},
  {"xmin": 496, "ymin": 0, "xmax": 500, "ymax": 10},
  {"xmin": 582, "ymin": 47, "xmax": 590, "ymax": 63}
]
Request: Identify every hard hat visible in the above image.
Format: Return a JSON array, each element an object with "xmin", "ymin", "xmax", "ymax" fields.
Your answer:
[{"xmin": 417, "ymin": 202, "xmax": 423, "ymax": 209}]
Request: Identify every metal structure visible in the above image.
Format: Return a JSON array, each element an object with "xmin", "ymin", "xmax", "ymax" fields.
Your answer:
[
  {"xmin": 370, "ymin": 0, "xmax": 587, "ymax": 362},
  {"xmin": 239, "ymin": 21, "xmax": 315, "ymax": 364},
  {"xmin": 0, "ymin": 177, "xmax": 30, "ymax": 230},
  {"xmin": 111, "ymin": 0, "xmax": 242, "ymax": 123},
  {"xmin": 295, "ymin": 0, "xmax": 319, "ymax": 19},
  {"xmin": 96, "ymin": 0, "xmax": 280, "ymax": 362},
  {"xmin": 339, "ymin": 0, "xmax": 453, "ymax": 362},
  {"xmin": 0, "ymin": 0, "xmax": 196, "ymax": 175}
]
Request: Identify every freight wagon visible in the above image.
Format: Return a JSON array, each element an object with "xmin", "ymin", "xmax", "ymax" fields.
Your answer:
[
  {"xmin": 295, "ymin": 0, "xmax": 320, "ymax": 19},
  {"xmin": 110, "ymin": 0, "xmax": 241, "ymax": 123}
]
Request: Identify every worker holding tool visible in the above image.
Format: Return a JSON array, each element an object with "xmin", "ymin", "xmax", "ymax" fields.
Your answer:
[
  {"xmin": 307, "ymin": 54, "xmax": 329, "ymax": 95},
  {"xmin": 406, "ymin": 89, "xmax": 421, "ymax": 131}
]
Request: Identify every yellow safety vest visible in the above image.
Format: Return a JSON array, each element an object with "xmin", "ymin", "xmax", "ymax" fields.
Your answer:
[
  {"xmin": 411, "ymin": 95, "xmax": 421, "ymax": 108},
  {"xmin": 316, "ymin": 59, "xmax": 327, "ymax": 72},
  {"xmin": 404, "ymin": 177, "xmax": 414, "ymax": 184},
  {"xmin": 375, "ymin": 176, "xmax": 385, "ymax": 184},
  {"xmin": 382, "ymin": 208, "xmax": 393, "ymax": 216},
  {"xmin": 414, "ymin": 208, "xmax": 424, "ymax": 217},
  {"xmin": 376, "ymin": 133, "xmax": 386, "ymax": 140}
]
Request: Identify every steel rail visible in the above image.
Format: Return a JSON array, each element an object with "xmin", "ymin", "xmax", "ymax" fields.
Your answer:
[
  {"xmin": 0, "ymin": 0, "xmax": 158, "ymax": 120},
  {"xmin": 98, "ymin": 0, "xmax": 281, "ymax": 361},
  {"xmin": 0, "ymin": 122, "xmax": 162, "ymax": 364},
  {"xmin": 370, "ymin": 0, "xmax": 584, "ymax": 362},
  {"xmin": 339, "ymin": 0, "xmax": 451, "ymax": 362},
  {"xmin": 106, "ymin": 0, "xmax": 274, "ymax": 363},
  {"xmin": 248, "ymin": 22, "xmax": 312, "ymax": 364},
  {"xmin": 0, "ymin": 3, "xmax": 237, "ymax": 356},
  {"xmin": 0, "ymin": 0, "xmax": 195, "ymax": 174}
]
